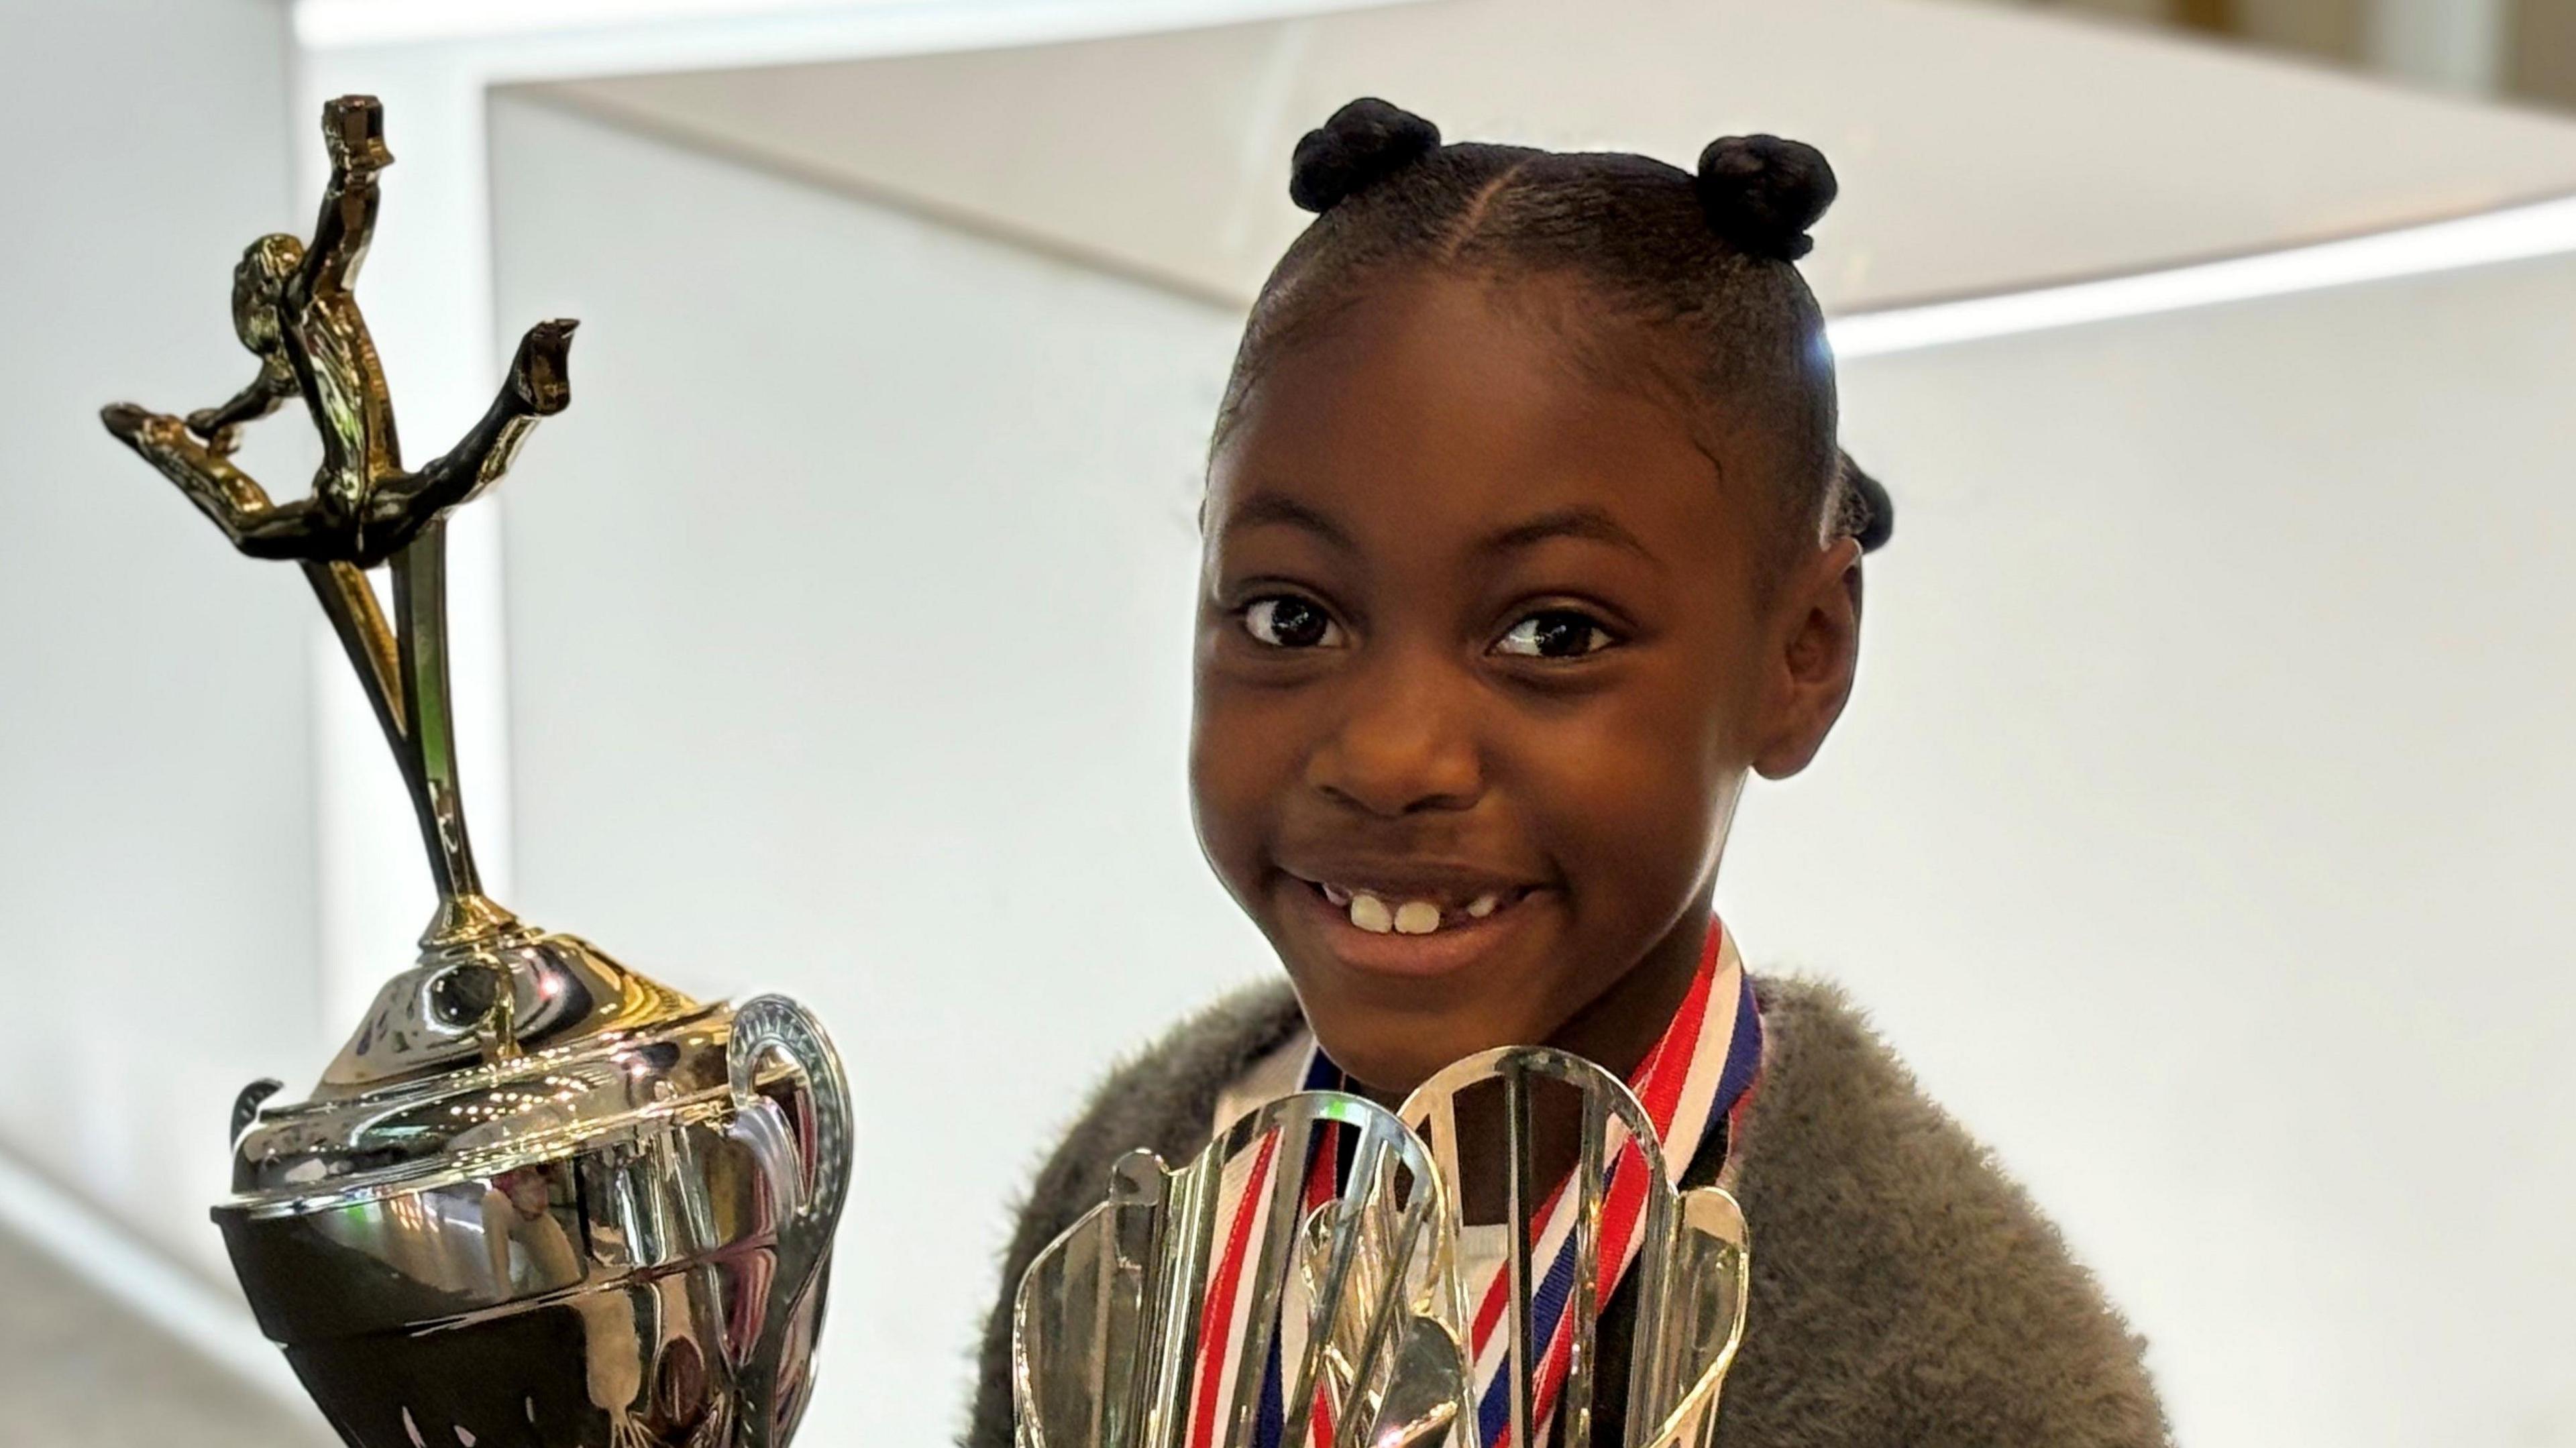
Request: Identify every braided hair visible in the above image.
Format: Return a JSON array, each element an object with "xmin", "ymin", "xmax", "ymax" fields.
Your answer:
[{"xmin": 1218, "ymin": 97, "xmax": 1892, "ymax": 571}]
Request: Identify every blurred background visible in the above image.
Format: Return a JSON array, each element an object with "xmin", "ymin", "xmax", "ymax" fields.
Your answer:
[{"xmin": 4, "ymin": 0, "xmax": 2573, "ymax": 1444}]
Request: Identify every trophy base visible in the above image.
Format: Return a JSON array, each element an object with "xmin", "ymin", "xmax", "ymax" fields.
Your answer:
[{"xmin": 274, "ymin": 1255, "xmax": 828, "ymax": 1448}]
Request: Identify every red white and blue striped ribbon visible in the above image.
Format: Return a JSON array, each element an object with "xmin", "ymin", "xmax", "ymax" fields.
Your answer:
[
  {"xmin": 1182, "ymin": 917, "xmax": 1761, "ymax": 1448},
  {"xmin": 1183, "ymin": 1050, "xmax": 1354, "ymax": 1448}
]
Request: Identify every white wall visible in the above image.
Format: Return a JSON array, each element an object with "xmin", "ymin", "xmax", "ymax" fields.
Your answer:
[
  {"xmin": 486, "ymin": 94, "xmax": 1264, "ymax": 1447},
  {"xmin": 0, "ymin": 0, "xmax": 322, "ymax": 1278},
  {"xmin": 488, "ymin": 96, "xmax": 2576, "ymax": 1448},
  {"xmin": 1740, "ymin": 247, "xmax": 2576, "ymax": 1448}
]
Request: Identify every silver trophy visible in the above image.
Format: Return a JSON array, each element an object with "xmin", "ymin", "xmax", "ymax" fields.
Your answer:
[
  {"xmin": 100, "ymin": 94, "xmax": 853, "ymax": 1448},
  {"xmin": 1014, "ymin": 1093, "xmax": 1472, "ymax": 1448},
  {"xmin": 1401, "ymin": 1049, "xmax": 1750, "ymax": 1448},
  {"xmin": 1013, "ymin": 1051, "xmax": 1748, "ymax": 1448}
]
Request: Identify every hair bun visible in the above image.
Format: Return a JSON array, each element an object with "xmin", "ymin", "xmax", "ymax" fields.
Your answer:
[
  {"xmin": 1696, "ymin": 134, "xmax": 1837, "ymax": 262},
  {"xmin": 1291, "ymin": 98, "xmax": 1441, "ymax": 213},
  {"xmin": 1839, "ymin": 450, "xmax": 1895, "ymax": 553}
]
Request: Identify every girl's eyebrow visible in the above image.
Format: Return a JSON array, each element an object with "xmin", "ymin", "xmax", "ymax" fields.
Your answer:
[
  {"xmin": 1222, "ymin": 492, "xmax": 1358, "ymax": 554},
  {"xmin": 1480, "ymin": 506, "xmax": 1658, "ymax": 565}
]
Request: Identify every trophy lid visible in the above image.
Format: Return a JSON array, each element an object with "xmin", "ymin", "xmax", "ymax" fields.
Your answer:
[
  {"xmin": 219, "ymin": 917, "xmax": 725, "ymax": 1218},
  {"xmin": 319, "ymin": 909, "xmax": 700, "ymax": 1097}
]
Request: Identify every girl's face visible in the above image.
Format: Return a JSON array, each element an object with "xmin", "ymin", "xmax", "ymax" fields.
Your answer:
[{"xmin": 1191, "ymin": 272, "xmax": 1860, "ymax": 1094}]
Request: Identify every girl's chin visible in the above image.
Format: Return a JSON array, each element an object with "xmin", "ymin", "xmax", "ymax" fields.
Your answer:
[
  {"xmin": 1287, "ymin": 982, "xmax": 1554, "ymax": 1101},
  {"xmin": 1295, "ymin": 1021, "xmax": 1475, "ymax": 1103}
]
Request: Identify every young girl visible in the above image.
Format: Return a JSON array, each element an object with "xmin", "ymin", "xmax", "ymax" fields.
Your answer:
[{"xmin": 969, "ymin": 99, "xmax": 2168, "ymax": 1448}]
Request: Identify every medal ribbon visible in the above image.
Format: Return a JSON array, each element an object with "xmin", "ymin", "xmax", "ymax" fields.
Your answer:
[{"xmin": 1189, "ymin": 917, "xmax": 1761, "ymax": 1448}]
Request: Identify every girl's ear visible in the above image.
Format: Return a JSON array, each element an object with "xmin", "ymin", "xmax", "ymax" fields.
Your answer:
[{"xmin": 1752, "ymin": 535, "xmax": 1863, "ymax": 779}]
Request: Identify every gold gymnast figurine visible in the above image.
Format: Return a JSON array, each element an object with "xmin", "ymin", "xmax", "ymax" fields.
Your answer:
[{"xmin": 101, "ymin": 94, "xmax": 574, "ymax": 569}]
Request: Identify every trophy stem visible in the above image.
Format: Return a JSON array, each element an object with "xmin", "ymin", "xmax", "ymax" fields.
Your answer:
[
  {"xmin": 391, "ymin": 524, "xmax": 494, "ymax": 913},
  {"xmin": 302, "ymin": 518, "xmax": 515, "ymax": 951},
  {"xmin": 303, "ymin": 559, "xmax": 407, "ymax": 746}
]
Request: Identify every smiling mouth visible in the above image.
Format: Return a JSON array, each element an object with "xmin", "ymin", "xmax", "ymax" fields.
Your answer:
[{"xmin": 1292, "ymin": 875, "xmax": 1539, "ymax": 936}]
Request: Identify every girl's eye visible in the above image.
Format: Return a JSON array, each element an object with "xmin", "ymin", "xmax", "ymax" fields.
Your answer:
[
  {"xmin": 1240, "ymin": 596, "xmax": 1346, "ymax": 650},
  {"xmin": 1493, "ymin": 609, "xmax": 1616, "ymax": 659}
]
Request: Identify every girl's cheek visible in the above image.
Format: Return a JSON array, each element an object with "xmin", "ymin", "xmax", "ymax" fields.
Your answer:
[{"xmin": 1192, "ymin": 736, "xmax": 1278, "ymax": 854}]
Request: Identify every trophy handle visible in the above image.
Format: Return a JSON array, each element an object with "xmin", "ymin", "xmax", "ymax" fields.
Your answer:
[
  {"xmin": 1628, "ymin": 1188, "xmax": 1749, "ymax": 1448},
  {"xmin": 724, "ymin": 993, "xmax": 853, "ymax": 1448}
]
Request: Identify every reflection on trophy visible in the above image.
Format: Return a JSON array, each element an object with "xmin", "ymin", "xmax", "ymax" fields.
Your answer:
[
  {"xmin": 99, "ymin": 95, "xmax": 852, "ymax": 1448},
  {"xmin": 1014, "ymin": 1052, "xmax": 1748, "ymax": 1448}
]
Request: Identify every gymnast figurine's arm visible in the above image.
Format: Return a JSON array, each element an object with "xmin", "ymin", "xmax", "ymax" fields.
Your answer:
[
  {"xmin": 178, "ymin": 232, "xmax": 309, "ymax": 455},
  {"xmin": 185, "ymin": 357, "xmax": 297, "ymax": 455}
]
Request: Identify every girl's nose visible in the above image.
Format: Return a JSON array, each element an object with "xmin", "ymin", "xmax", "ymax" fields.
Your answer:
[{"xmin": 1307, "ymin": 654, "xmax": 1483, "ymax": 818}]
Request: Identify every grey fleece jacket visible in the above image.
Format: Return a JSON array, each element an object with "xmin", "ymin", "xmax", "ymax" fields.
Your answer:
[{"xmin": 967, "ymin": 975, "xmax": 2170, "ymax": 1448}]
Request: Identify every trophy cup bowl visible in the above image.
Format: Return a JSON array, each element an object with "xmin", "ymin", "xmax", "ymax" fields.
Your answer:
[
  {"xmin": 101, "ymin": 93, "xmax": 853, "ymax": 1448},
  {"xmin": 215, "ymin": 950, "xmax": 850, "ymax": 1448}
]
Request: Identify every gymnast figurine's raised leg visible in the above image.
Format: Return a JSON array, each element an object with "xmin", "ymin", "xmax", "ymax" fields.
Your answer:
[
  {"xmin": 98, "ymin": 402, "xmax": 331, "ymax": 559},
  {"xmin": 350, "ymin": 318, "xmax": 580, "ymax": 565}
]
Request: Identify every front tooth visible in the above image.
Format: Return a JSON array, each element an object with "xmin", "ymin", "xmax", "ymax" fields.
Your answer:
[
  {"xmin": 1393, "ymin": 901, "xmax": 1440, "ymax": 935},
  {"xmin": 1466, "ymin": 894, "xmax": 1499, "ymax": 919},
  {"xmin": 1322, "ymin": 882, "xmax": 1352, "ymax": 907},
  {"xmin": 1348, "ymin": 893, "xmax": 1393, "ymax": 933}
]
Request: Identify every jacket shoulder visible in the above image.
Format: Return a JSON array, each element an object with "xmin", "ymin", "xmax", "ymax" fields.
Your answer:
[
  {"xmin": 1723, "ymin": 974, "xmax": 2171, "ymax": 1448},
  {"xmin": 962, "ymin": 979, "xmax": 1305, "ymax": 1448}
]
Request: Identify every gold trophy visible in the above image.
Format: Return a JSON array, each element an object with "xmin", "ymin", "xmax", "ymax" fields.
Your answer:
[
  {"xmin": 101, "ymin": 95, "xmax": 852, "ymax": 1448},
  {"xmin": 1013, "ymin": 1051, "xmax": 1749, "ymax": 1448}
]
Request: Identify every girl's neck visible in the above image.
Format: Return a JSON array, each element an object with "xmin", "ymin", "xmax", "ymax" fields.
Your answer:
[{"xmin": 1542, "ymin": 901, "xmax": 1714, "ymax": 1082}]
